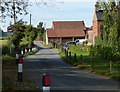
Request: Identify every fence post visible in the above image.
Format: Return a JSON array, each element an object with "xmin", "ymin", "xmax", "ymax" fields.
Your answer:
[
  {"xmin": 109, "ymin": 61, "xmax": 112, "ymax": 74},
  {"xmin": 66, "ymin": 51, "xmax": 68, "ymax": 57},
  {"xmin": 65, "ymin": 49, "xmax": 66, "ymax": 55},
  {"xmin": 91, "ymin": 57, "xmax": 94, "ymax": 72},
  {"xmin": 42, "ymin": 73, "xmax": 50, "ymax": 92},
  {"xmin": 61, "ymin": 47, "xmax": 63, "ymax": 52},
  {"xmin": 69, "ymin": 52, "xmax": 71, "ymax": 59},
  {"xmin": 74, "ymin": 53, "xmax": 76, "ymax": 61},
  {"xmin": 80, "ymin": 54, "xmax": 83, "ymax": 64}
]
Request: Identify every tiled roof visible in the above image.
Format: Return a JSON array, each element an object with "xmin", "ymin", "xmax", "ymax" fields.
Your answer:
[{"xmin": 47, "ymin": 21, "xmax": 86, "ymax": 37}]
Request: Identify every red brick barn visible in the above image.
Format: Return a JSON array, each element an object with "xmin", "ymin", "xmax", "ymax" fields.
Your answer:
[{"xmin": 46, "ymin": 21, "xmax": 87, "ymax": 45}]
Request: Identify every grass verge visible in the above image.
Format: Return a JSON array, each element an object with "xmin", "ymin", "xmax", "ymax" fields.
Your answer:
[
  {"xmin": 44, "ymin": 44, "xmax": 55, "ymax": 49},
  {"xmin": 2, "ymin": 49, "xmax": 39, "ymax": 91},
  {"xmin": 59, "ymin": 49, "xmax": 120, "ymax": 82}
]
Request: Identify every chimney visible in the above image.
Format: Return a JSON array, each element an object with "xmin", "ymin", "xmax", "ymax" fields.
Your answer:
[{"xmin": 95, "ymin": 3, "xmax": 99, "ymax": 12}]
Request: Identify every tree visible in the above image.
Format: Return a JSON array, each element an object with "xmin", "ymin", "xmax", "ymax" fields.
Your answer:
[
  {"xmin": 11, "ymin": 19, "xmax": 25, "ymax": 50},
  {"xmin": 37, "ymin": 22, "xmax": 45, "ymax": 41},
  {"xmin": 24, "ymin": 25, "xmax": 38, "ymax": 49},
  {"xmin": 95, "ymin": 0, "xmax": 120, "ymax": 60},
  {"xmin": 98, "ymin": 0, "xmax": 119, "ymax": 46},
  {"xmin": 0, "ymin": 0, "xmax": 29, "ymax": 23}
]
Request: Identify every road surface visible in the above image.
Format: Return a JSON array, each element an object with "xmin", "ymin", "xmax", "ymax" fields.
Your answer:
[{"xmin": 23, "ymin": 43, "xmax": 119, "ymax": 92}]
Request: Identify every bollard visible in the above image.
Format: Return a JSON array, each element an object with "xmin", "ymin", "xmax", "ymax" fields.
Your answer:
[
  {"xmin": 25, "ymin": 48, "xmax": 27, "ymax": 53},
  {"xmin": 18, "ymin": 57, "xmax": 23, "ymax": 82},
  {"xmin": 32, "ymin": 47, "xmax": 34, "ymax": 51},
  {"xmin": 42, "ymin": 73, "xmax": 50, "ymax": 92},
  {"xmin": 23, "ymin": 48, "xmax": 25, "ymax": 54},
  {"xmin": 16, "ymin": 51, "xmax": 19, "ymax": 64},
  {"xmin": 21, "ymin": 49, "xmax": 23, "ymax": 55}
]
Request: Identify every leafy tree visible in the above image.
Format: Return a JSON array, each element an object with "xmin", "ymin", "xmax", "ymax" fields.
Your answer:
[
  {"xmin": 0, "ymin": 0, "xmax": 29, "ymax": 23},
  {"xmin": 37, "ymin": 22, "xmax": 45, "ymax": 41},
  {"xmin": 24, "ymin": 25, "xmax": 38, "ymax": 48},
  {"xmin": 93, "ymin": 0, "xmax": 120, "ymax": 60},
  {"xmin": 11, "ymin": 19, "xmax": 25, "ymax": 50}
]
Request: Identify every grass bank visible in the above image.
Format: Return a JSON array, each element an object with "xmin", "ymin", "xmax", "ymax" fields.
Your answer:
[
  {"xmin": 44, "ymin": 44, "xmax": 55, "ymax": 49},
  {"xmin": 2, "ymin": 48, "xmax": 39, "ymax": 91},
  {"xmin": 59, "ymin": 47, "xmax": 120, "ymax": 81}
]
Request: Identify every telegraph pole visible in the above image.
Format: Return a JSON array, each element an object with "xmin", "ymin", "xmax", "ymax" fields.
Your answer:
[
  {"xmin": 13, "ymin": 1, "xmax": 16, "ymax": 24},
  {"xmin": 30, "ymin": 14, "xmax": 32, "ymax": 25}
]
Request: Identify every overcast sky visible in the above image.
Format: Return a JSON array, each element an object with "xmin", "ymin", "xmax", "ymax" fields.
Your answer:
[{"xmin": 0, "ymin": 0, "xmax": 97, "ymax": 31}]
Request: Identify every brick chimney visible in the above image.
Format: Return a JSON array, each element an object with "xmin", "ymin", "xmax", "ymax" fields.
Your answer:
[{"xmin": 95, "ymin": 3, "xmax": 99, "ymax": 12}]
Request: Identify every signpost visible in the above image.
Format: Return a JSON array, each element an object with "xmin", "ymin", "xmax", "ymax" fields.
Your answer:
[{"xmin": 7, "ymin": 26, "xmax": 13, "ymax": 53}]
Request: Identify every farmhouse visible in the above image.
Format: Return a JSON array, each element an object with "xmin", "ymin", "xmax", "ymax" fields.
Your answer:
[
  {"xmin": 86, "ymin": 3, "xmax": 103, "ymax": 45},
  {"xmin": 92, "ymin": 3, "xmax": 103, "ymax": 45},
  {"xmin": 86, "ymin": 26, "xmax": 93, "ymax": 45},
  {"xmin": 46, "ymin": 21, "xmax": 87, "ymax": 45}
]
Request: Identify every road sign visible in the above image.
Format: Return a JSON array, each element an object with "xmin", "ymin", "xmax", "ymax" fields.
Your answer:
[{"xmin": 7, "ymin": 26, "xmax": 13, "ymax": 32}]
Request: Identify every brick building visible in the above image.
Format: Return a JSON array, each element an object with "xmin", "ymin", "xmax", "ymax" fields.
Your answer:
[
  {"xmin": 46, "ymin": 21, "xmax": 87, "ymax": 45},
  {"xmin": 92, "ymin": 4, "xmax": 103, "ymax": 45},
  {"xmin": 87, "ymin": 26, "xmax": 93, "ymax": 45},
  {"xmin": 87, "ymin": 3, "xmax": 103, "ymax": 45}
]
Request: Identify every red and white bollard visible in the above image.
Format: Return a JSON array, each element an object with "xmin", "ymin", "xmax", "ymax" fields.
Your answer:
[
  {"xmin": 16, "ymin": 51, "xmax": 19, "ymax": 63},
  {"xmin": 42, "ymin": 73, "xmax": 50, "ymax": 92},
  {"xmin": 21, "ymin": 49, "xmax": 23, "ymax": 54},
  {"xmin": 18, "ymin": 57, "xmax": 23, "ymax": 82},
  {"xmin": 25, "ymin": 48, "xmax": 27, "ymax": 53},
  {"xmin": 29, "ymin": 48, "xmax": 31, "ymax": 52},
  {"xmin": 33, "ymin": 46, "xmax": 36, "ymax": 50}
]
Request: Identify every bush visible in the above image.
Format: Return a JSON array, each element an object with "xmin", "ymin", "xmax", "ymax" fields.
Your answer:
[
  {"xmin": 2, "ymin": 45, "xmax": 9, "ymax": 55},
  {"xmin": 89, "ymin": 45, "xmax": 120, "ymax": 61}
]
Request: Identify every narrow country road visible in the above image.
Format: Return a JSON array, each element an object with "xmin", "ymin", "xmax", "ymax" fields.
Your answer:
[{"xmin": 23, "ymin": 43, "xmax": 119, "ymax": 92}]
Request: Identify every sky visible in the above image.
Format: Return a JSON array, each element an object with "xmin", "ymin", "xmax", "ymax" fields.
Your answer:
[{"xmin": 0, "ymin": 0, "xmax": 97, "ymax": 32}]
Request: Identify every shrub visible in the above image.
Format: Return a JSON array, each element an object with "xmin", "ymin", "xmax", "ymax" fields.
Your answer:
[
  {"xmin": 89, "ymin": 45, "xmax": 120, "ymax": 61},
  {"xmin": 2, "ymin": 45, "xmax": 9, "ymax": 55}
]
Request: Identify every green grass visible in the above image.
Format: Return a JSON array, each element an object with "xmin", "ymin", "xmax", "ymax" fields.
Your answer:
[
  {"xmin": 2, "ymin": 55, "xmax": 39, "ymax": 91},
  {"xmin": 44, "ymin": 44, "xmax": 55, "ymax": 49},
  {"xmin": 0, "ymin": 40, "xmax": 8, "ymax": 47},
  {"xmin": 59, "ymin": 49, "xmax": 120, "ymax": 81}
]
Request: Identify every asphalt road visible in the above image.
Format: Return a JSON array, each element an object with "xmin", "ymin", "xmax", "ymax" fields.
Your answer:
[{"xmin": 23, "ymin": 43, "xmax": 119, "ymax": 92}]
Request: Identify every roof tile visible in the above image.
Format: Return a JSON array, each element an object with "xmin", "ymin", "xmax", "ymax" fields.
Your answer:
[{"xmin": 47, "ymin": 21, "xmax": 86, "ymax": 37}]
